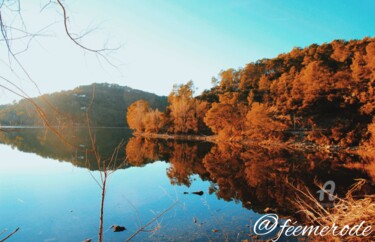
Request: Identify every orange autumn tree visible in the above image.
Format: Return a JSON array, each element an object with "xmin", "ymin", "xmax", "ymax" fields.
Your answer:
[
  {"xmin": 127, "ymin": 100, "xmax": 149, "ymax": 132},
  {"xmin": 142, "ymin": 109, "xmax": 164, "ymax": 133},
  {"xmin": 360, "ymin": 42, "xmax": 375, "ymax": 115},
  {"xmin": 245, "ymin": 102, "xmax": 287, "ymax": 141},
  {"xmin": 167, "ymin": 81, "xmax": 197, "ymax": 133},
  {"xmin": 204, "ymin": 92, "xmax": 247, "ymax": 141},
  {"xmin": 127, "ymin": 100, "xmax": 164, "ymax": 133},
  {"xmin": 167, "ymin": 81, "xmax": 209, "ymax": 134}
]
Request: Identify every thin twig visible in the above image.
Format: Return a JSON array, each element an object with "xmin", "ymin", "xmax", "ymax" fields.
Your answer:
[
  {"xmin": 0, "ymin": 227, "xmax": 19, "ymax": 242},
  {"xmin": 124, "ymin": 197, "xmax": 143, "ymax": 228},
  {"xmin": 126, "ymin": 200, "xmax": 179, "ymax": 242},
  {"xmin": 56, "ymin": 0, "xmax": 120, "ymax": 68}
]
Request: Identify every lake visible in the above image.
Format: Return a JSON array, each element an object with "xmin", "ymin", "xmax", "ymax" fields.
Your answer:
[{"xmin": 0, "ymin": 128, "xmax": 374, "ymax": 241}]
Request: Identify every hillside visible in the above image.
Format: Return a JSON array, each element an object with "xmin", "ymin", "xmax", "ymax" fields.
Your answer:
[
  {"xmin": 127, "ymin": 37, "xmax": 375, "ymax": 148},
  {"xmin": 0, "ymin": 83, "xmax": 168, "ymax": 127}
]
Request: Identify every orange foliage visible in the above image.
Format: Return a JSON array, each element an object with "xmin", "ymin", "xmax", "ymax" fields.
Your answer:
[
  {"xmin": 202, "ymin": 37, "xmax": 375, "ymax": 146},
  {"xmin": 143, "ymin": 109, "xmax": 164, "ymax": 133},
  {"xmin": 167, "ymin": 81, "xmax": 204, "ymax": 134},
  {"xmin": 245, "ymin": 102, "xmax": 287, "ymax": 141},
  {"xmin": 126, "ymin": 100, "xmax": 149, "ymax": 132},
  {"xmin": 126, "ymin": 37, "xmax": 375, "ymax": 147}
]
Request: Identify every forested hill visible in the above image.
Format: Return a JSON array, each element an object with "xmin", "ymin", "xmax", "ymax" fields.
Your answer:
[
  {"xmin": 0, "ymin": 83, "xmax": 168, "ymax": 127},
  {"xmin": 127, "ymin": 37, "xmax": 375, "ymax": 149},
  {"xmin": 197, "ymin": 37, "xmax": 375, "ymax": 147}
]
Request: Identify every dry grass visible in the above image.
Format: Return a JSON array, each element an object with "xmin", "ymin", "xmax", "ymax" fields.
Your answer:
[{"xmin": 289, "ymin": 179, "xmax": 375, "ymax": 242}]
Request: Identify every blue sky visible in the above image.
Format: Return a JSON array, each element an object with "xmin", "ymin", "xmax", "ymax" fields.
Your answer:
[{"xmin": 0, "ymin": 0, "xmax": 374, "ymax": 104}]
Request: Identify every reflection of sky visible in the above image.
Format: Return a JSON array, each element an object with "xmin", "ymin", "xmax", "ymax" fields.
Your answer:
[{"xmin": 0, "ymin": 144, "xmax": 259, "ymax": 241}]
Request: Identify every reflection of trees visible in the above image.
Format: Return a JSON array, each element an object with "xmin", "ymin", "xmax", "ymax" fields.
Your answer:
[
  {"xmin": 204, "ymin": 144, "xmax": 375, "ymax": 218},
  {"xmin": 203, "ymin": 143, "xmax": 248, "ymax": 202},
  {"xmin": 359, "ymin": 122, "xmax": 375, "ymax": 183},
  {"xmin": 126, "ymin": 137, "xmax": 161, "ymax": 166},
  {"xmin": 202, "ymin": 144, "xmax": 299, "ymax": 212},
  {"xmin": 355, "ymin": 152, "xmax": 375, "ymax": 184},
  {"xmin": 125, "ymin": 137, "xmax": 375, "ymax": 221},
  {"xmin": 126, "ymin": 138, "xmax": 212, "ymax": 186},
  {"xmin": 166, "ymin": 141, "xmax": 211, "ymax": 186},
  {"xmin": 167, "ymin": 142, "xmax": 198, "ymax": 186}
]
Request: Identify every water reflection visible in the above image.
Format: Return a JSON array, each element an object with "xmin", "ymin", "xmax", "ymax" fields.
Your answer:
[
  {"xmin": 0, "ymin": 128, "xmax": 374, "ymax": 241},
  {"xmin": 126, "ymin": 137, "xmax": 212, "ymax": 186},
  {"xmin": 126, "ymin": 137, "xmax": 375, "ymax": 221},
  {"xmin": 0, "ymin": 127, "xmax": 131, "ymax": 170}
]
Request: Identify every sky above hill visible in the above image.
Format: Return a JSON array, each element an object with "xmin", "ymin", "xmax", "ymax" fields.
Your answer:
[{"xmin": 0, "ymin": 0, "xmax": 374, "ymax": 104}]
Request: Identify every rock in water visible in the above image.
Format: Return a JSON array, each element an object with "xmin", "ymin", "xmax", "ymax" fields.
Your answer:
[
  {"xmin": 111, "ymin": 225, "xmax": 126, "ymax": 232},
  {"xmin": 192, "ymin": 191, "xmax": 204, "ymax": 196}
]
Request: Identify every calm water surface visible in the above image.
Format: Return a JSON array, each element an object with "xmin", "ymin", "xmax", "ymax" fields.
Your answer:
[{"xmin": 0, "ymin": 128, "xmax": 373, "ymax": 241}]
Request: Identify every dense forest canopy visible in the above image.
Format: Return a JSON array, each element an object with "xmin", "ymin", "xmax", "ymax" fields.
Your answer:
[{"xmin": 128, "ymin": 37, "xmax": 375, "ymax": 149}]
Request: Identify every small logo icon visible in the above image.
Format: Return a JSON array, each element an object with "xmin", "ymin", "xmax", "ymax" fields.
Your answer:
[{"xmin": 317, "ymin": 180, "xmax": 336, "ymax": 202}]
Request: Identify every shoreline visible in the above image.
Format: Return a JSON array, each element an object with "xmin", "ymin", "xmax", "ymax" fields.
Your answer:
[
  {"xmin": 133, "ymin": 132, "xmax": 359, "ymax": 153},
  {"xmin": 135, "ymin": 132, "xmax": 217, "ymax": 142}
]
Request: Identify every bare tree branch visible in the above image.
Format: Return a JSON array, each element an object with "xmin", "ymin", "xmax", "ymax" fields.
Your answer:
[
  {"xmin": 56, "ymin": 0, "xmax": 120, "ymax": 68},
  {"xmin": 0, "ymin": 227, "xmax": 19, "ymax": 242}
]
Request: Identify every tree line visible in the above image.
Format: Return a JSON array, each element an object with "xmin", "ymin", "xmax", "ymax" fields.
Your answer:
[{"xmin": 127, "ymin": 37, "xmax": 375, "ymax": 148}]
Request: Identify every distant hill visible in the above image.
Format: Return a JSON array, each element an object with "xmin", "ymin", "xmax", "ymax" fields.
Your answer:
[{"xmin": 0, "ymin": 83, "xmax": 168, "ymax": 127}]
